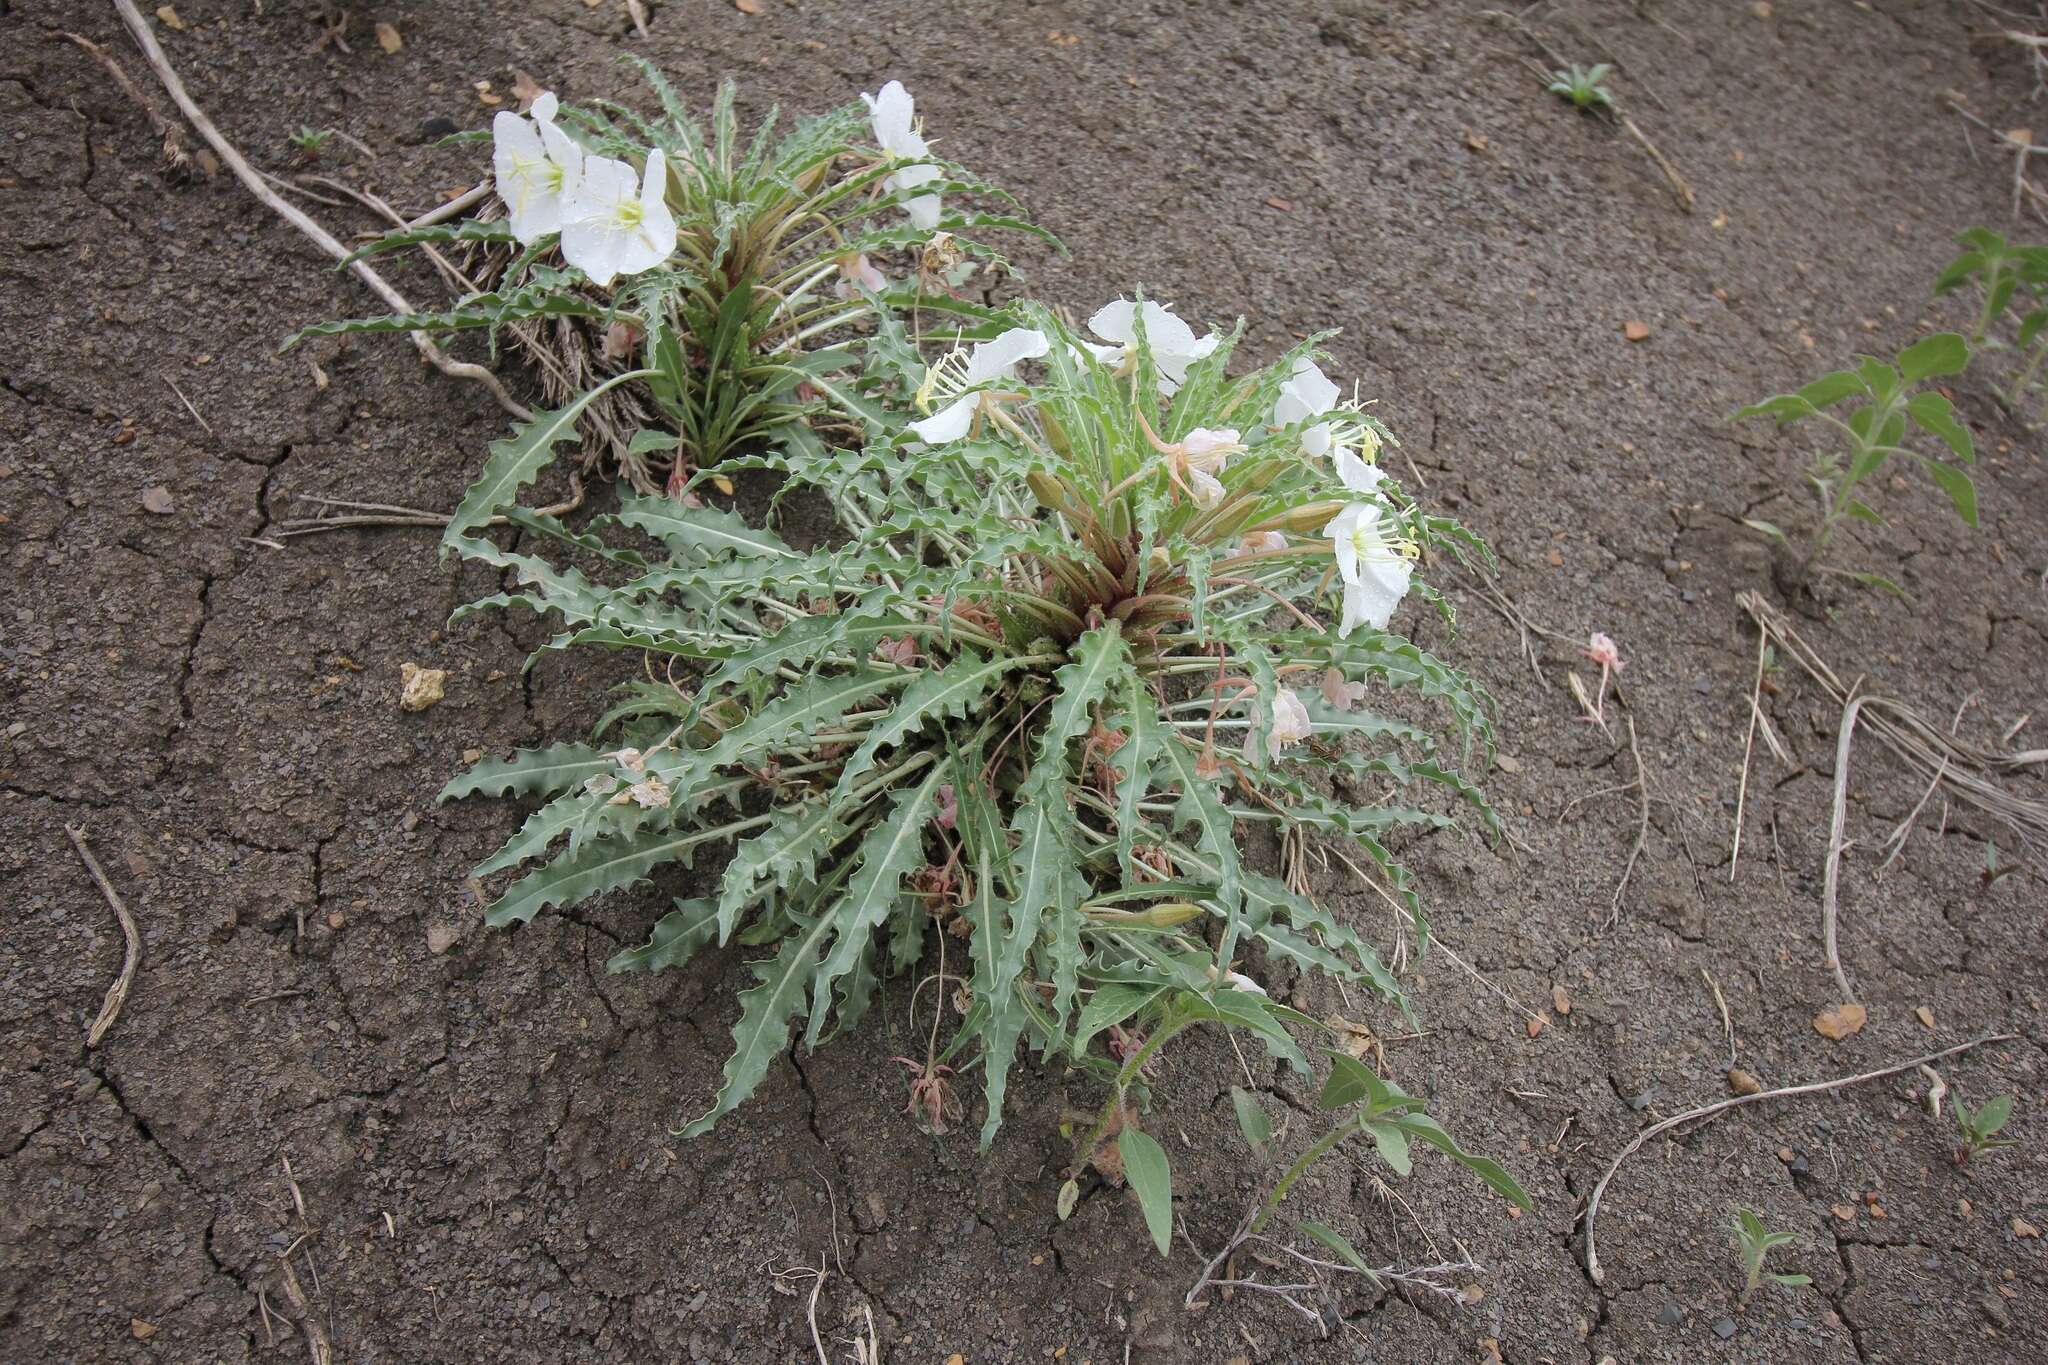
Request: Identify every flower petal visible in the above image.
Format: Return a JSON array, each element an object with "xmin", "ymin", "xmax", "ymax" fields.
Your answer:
[
  {"xmin": 1334, "ymin": 449, "xmax": 1382, "ymax": 494},
  {"xmin": 962, "ymin": 327, "xmax": 1049, "ymax": 383},
  {"xmin": 908, "ymin": 396, "xmax": 977, "ymax": 445},
  {"xmin": 1086, "ymin": 298, "xmax": 1138, "ymax": 346},
  {"xmin": 861, "ymin": 80, "xmax": 926, "ymax": 158}
]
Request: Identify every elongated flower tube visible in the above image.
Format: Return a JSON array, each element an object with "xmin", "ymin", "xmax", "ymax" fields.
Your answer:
[
  {"xmin": 909, "ymin": 328, "xmax": 1049, "ymax": 444},
  {"xmin": 861, "ymin": 80, "xmax": 943, "ymax": 229},
  {"xmin": 561, "ymin": 150, "xmax": 678, "ymax": 287},
  {"xmin": 492, "ymin": 91, "xmax": 583, "ymax": 244}
]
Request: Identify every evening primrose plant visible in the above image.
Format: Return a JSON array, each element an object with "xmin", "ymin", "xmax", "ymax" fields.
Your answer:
[
  {"xmin": 288, "ymin": 72, "xmax": 1043, "ymax": 489},
  {"xmin": 435, "ymin": 296, "xmax": 1498, "ymax": 1162}
]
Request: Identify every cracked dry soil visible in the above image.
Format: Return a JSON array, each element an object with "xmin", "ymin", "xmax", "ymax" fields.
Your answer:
[{"xmin": 3, "ymin": 1, "xmax": 2046, "ymax": 1361}]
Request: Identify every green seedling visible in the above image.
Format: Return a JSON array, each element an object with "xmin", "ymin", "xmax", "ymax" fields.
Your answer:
[
  {"xmin": 1734, "ymin": 1207, "xmax": 1810, "ymax": 1297},
  {"xmin": 1547, "ymin": 63, "xmax": 1614, "ymax": 112},
  {"xmin": 287, "ymin": 125, "xmax": 335, "ymax": 162},
  {"xmin": 1954, "ymin": 1092, "xmax": 2016, "ymax": 1164},
  {"xmin": 1735, "ymin": 332, "xmax": 1977, "ymax": 596}
]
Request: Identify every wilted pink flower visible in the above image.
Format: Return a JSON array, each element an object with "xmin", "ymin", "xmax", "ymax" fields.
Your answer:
[
  {"xmin": 874, "ymin": 634, "xmax": 921, "ymax": 667},
  {"xmin": 1582, "ymin": 632, "xmax": 1624, "ymax": 673},
  {"xmin": 835, "ymin": 252, "xmax": 888, "ymax": 298},
  {"xmin": 1320, "ymin": 669, "xmax": 1367, "ymax": 712},
  {"xmin": 1239, "ymin": 531, "xmax": 1289, "ymax": 555},
  {"xmin": 933, "ymin": 783, "xmax": 958, "ymax": 831},
  {"xmin": 602, "ymin": 319, "xmax": 643, "ymax": 361},
  {"xmin": 1579, "ymin": 631, "xmax": 1625, "ymax": 726}
]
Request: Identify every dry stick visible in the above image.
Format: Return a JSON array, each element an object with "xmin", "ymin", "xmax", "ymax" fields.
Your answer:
[
  {"xmin": 67, "ymin": 825, "xmax": 141, "ymax": 1047},
  {"xmin": 1581, "ymin": 1033, "xmax": 2015, "ymax": 1284},
  {"xmin": 1700, "ymin": 968, "xmax": 1735, "ymax": 1068},
  {"xmin": 1729, "ymin": 629, "xmax": 1768, "ymax": 880},
  {"xmin": 1609, "ymin": 715, "xmax": 1651, "ymax": 926},
  {"xmin": 1738, "ymin": 593, "xmax": 2048, "ymax": 837},
  {"xmin": 1619, "ymin": 113, "xmax": 1696, "ymax": 212},
  {"xmin": 1879, "ymin": 693, "xmax": 1975, "ymax": 876},
  {"xmin": 109, "ymin": 0, "xmax": 531, "ymax": 423},
  {"xmin": 410, "ymin": 180, "xmax": 492, "ymax": 229},
  {"xmin": 1821, "ymin": 693, "xmax": 1875, "ymax": 1004},
  {"xmin": 56, "ymin": 31, "xmax": 191, "ymax": 173},
  {"xmin": 271, "ymin": 480, "xmax": 585, "ymax": 537}
]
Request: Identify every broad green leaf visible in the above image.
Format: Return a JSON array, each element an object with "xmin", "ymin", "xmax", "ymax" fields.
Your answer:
[
  {"xmin": 1973, "ymin": 1093, "xmax": 2013, "ymax": 1135},
  {"xmin": 1231, "ymin": 1086, "xmax": 1272, "ymax": 1154},
  {"xmin": 1897, "ymin": 331, "xmax": 1969, "ymax": 382},
  {"xmin": 1117, "ymin": 1128, "xmax": 1174, "ymax": 1257},
  {"xmin": 1921, "ymin": 459, "xmax": 1979, "ymax": 527},
  {"xmin": 1734, "ymin": 394, "xmax": 1814, "ymax": 424},
  {"xmin": 1905, "ymin": 392, "xmax": 1974, "ymax": 464},
  {"xmin": 1364, "ymin": 1118, "xmax": 1413, "ymax": 1175},
  {"xmin": 1321, "ymin": 1052, "xmax": 1384, "ymax": 1111},
  {"xmin": 1795, "ymin": 370, "xmax": 1863, "ymax": 409},
  {"xmin": 1073, "ymin": 983, "xmax": 1162, "ymax": 1055},
  {"xmin": 1387, "ymin": 1112, "xmax": 1532, "ymax": 1209}
]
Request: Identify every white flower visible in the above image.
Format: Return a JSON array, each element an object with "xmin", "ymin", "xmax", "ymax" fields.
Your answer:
[
  {"xmin": 1240, "ymin": 531, "xmax": 1289, "ymax": 554},
  {"xmin": 1272, "ymin": 357, "xmax": 1341, "ymax": 457},
  {"xmin": 908, "ymin": 327, "xmax": 1049, "ymax": 444},
  {"xmin": 1180, "ymin": 427, "xmax": 1242, "ymax": 474},
  {"xmin": 492, "ymin": 92, "xmax": 583, "ymax": 244},
  {"xmin": 1334, "ymin": 447, "xmax": 1382, "ymax": 494},
  {"xmin": 1083, "ymin": 299, "xmax": 1219, "ymax": 395},
  {"xmin": 1324, "ymin": 501, "xmax": 1414, "ymax": 637},
  {"xmin": 1210, "ymin": 967, "xmax": 1268, "ymax": 997},
  {"xmin": 561, "ymin": 150, "xmax": 677, "ymax": 288},
  {"xmin": 1187, "ymin": 468, "xmax": 1224, "ymax": 508},
  {"xmin": 1271, "ymin": 689, "xmax": 1313, "ymax": 746},
  {"xmin": 861, "ymin": 80, "xmax": 943, "ymax": 230}
]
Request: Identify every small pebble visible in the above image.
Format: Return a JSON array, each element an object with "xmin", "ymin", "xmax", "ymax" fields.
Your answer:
[
  {"xmin": 1713, "ymin": 1318, "xmax": 1737, "ymax": 1341},
  {"xmin": 1655, "ymin": 1302, "xmax": 1683, "ymax": 1327}
]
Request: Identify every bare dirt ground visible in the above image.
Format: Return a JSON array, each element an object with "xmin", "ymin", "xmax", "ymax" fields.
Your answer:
[{"xmin": 3, "ymin": 1, "xmax": 2045, "ymax": 1361}]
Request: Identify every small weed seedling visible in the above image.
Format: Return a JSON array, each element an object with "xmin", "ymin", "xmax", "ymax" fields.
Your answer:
[
  {"xmin": 287, "ymin": 125, "xmax": 334, "ymax": 163},
  {"xmin": 1733, "ymin": 1207, "xmax": 1810, "ymax": 1299},
  {"xmin": 1933, "ymin": 228, "xmax": 2048, "ymax": 422},
  {"xmin": 1547, "ymin": 63, "xmax": 1615, "ymax": 112},
  {"xmin": 1735, "ymin": 332, "xmax": 1977, "ymax": 596},
  {"xmin": 1954, "ymin": 1092, "xmax": 2016, "ymax": 1164},
  {"xmin": 1171, "ymin": 1053, "xmax": 1528, "ymax": 1312}
]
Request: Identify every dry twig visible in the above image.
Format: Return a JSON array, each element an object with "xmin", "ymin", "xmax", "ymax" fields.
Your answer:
[
  {"xmin": 1581, "ymin": 1033, "xmax": 2015, "ymax": 1283},
  {"xmin": 1609, "ymin": 715, "xmax": 1651, "ymax": 926},
  {"xmin": 56, "ymin": 30, "xmax": 191, "ymax": 174},
  {"xmin": 1739, "ymin": 592, "xmax": 2048, "ymax": 997},
  {"xmin": 110, "ymin": 0, "xmax": 531, "ymax": 422},
  {"xmin": 67, "ymin": 825, "xmax": 141, "ymax": 1047}
]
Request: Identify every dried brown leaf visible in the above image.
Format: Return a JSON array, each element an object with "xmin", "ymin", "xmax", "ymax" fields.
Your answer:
[{"xmin": 1813, "ymin": 1002, "xmax": 1867, "ymax": 1040}]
